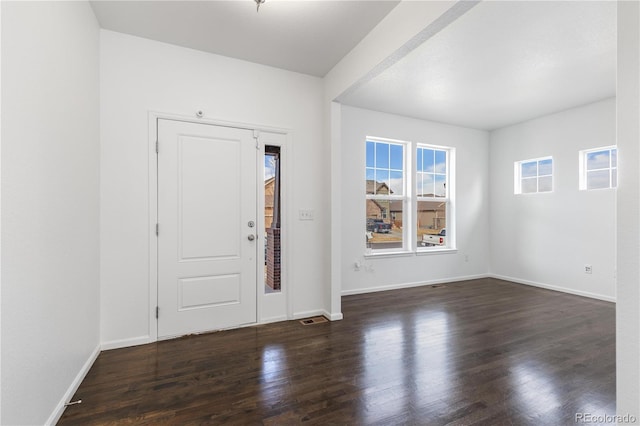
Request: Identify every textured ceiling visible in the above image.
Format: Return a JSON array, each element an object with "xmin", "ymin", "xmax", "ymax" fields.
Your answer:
[
  {"xmin": 90, "ymin": 0, "xmax": 400, "ymax": 77},
  {"xmin": 338, "ymin": 1, "xmax": 617, "ymax": 131}
]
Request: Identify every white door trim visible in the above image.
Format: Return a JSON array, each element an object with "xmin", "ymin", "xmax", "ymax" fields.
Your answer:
[{"xmin": 148, "ymin": 111, "xmax": 292, "ymax": 343}]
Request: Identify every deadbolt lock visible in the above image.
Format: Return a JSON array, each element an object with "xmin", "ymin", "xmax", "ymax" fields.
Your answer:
[{"xmin": 248, "ymin": 221, "xmax": 255, "ymax": 228}]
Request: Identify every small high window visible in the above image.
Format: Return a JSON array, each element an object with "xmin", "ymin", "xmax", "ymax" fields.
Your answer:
[
  {"xmin": 515, "ymin": 157, "xmax": 553, "ymax": 194},
  {"xmin": 580, "ymin": 146, "xmax": 617, "ymax": 190}
]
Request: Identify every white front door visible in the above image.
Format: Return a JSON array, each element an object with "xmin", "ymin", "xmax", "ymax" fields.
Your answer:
[{"xmin": 157, "ymin": 119, "xmax": 257, "ymax": 338}]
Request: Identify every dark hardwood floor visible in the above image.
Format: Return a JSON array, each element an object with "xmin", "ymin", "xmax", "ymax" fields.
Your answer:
[{"xmin": 59, "ymin": 278, "xmax": 615, "ymax": 425}]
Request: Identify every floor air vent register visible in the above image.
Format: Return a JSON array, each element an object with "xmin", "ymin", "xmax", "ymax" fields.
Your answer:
[{"xmin": 299, "ymin": 316, "xmax": 328, "ymax": 325}]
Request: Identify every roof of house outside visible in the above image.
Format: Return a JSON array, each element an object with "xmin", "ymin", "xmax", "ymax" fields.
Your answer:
[{"xmin": 366, "ymin": 180, "xmax": 393, "ymax": 195}]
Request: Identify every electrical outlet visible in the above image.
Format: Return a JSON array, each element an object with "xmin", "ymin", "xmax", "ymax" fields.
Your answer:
[{"xmin": 585, "ymin": 265, "xmax": 593, "ymax": 274}]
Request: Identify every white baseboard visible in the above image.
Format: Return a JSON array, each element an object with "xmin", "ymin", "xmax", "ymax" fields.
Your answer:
[
  {"xmin": 323, "ymin": 310, "xmax": 344, "ymax": 321},
  {"xmin": 46, "ymin": 344, "xmax": 101, "ymax": 426},
  {"xmin": 259, "ymin": 315, "xmax": 288, "ymax": 325},
  {"xmin": 341, "ymin": 273, "xmax": 490, "ymax": 296},
  {"xmin": 490, "ymin": 273, "xmax": 616, "ymax": 303},
  {"xmin": 101, "ymin": 335, "xmax": 152, "ymax": 351},
  {"xmin": 292, "ymin": 310, "xmax": 327, "ymax": 320},
  {"xmin": 263, "ymin": 311, "xmax": 343, "ymax": 323},
  {"xmin": 266, "ymin": 311, "xmax": 343, "ymax": 322}
]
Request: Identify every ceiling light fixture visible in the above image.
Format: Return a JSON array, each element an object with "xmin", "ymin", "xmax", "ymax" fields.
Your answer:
[{"xmin": 255, "ymin": 0, "xmax": 265, "ymax": 12}]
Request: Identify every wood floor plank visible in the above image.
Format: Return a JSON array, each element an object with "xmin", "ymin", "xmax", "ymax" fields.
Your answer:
[{"xmin": 59, "ymin": 278, "xmax": 615, "ymax": 425}]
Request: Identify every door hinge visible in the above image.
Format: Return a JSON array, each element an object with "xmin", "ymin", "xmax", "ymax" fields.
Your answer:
[
  {"xmin": 253, "ymin": 130, "xmax": 260, "ymax": 149},
  {"xmin": 156, "ymin": 223, "xmax": 159, "ymax": 236},
  {"xmin": 155, "ymin": 140, "xmax": 159, "ymax": 154},
  {"xmin": 156, "ymin": 306, "xmax": 159, "ymax": 319}
]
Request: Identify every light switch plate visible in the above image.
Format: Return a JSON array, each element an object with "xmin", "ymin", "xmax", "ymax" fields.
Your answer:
[{"xmin": 299, "ymin": 209, "xmax": 314, "ymax": 220}]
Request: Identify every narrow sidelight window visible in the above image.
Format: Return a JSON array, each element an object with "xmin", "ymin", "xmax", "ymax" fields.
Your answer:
[{"xmin": 265, "ymin": 146, "xmax": 281, "ymax": 293}]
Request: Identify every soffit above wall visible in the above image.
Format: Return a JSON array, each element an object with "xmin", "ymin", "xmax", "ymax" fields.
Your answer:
[
  {"xmin": 338, "ymin": 1, "xmax": 617, "ymax": 131},
  {"xmin": 90, "ymin": 0, "xmax": 400, "ymax": 77}
]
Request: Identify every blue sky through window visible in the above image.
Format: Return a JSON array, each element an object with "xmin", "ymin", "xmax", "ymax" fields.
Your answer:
[
  {"xmin": 587, "ymin": 149, "xmax": 614, "ymax": 170},
  {"xmin": 375, "ymin": 143, "xmax": 389, "ymax": 169},
  {"xmin": 366, "ymin": 141, "xmax": 375, "ymax": 168},
  {"xmin": 435, "ymin": 150, "xmax": 446, "ymax": 173},
  {"xmin": 417, "ymin": 147, "xmax": 447, "ymax": 197},
  {"xmin": 390, "ymin": 144, "xmax": 403, "ymax": 169},
  {"xmin": 518, "ymin": 157, "xmax": 553, "ymax": 194},
  {"xmin": 521, "ymin": 161, "xmax": 537, "ymax": 178},
  {"xmin": 585, "ymin": 148, "xmax": 617, "ymax": 190},
  {"xmin": 366, "ymin": 140, "xmax": 404, "ymax": 195},
  {"xmin": 265, "ymin": 154, "xmax": 276, "ymax": 180},
  {"xmin": 538, "ymin": 159, "xmax": 552, "ymax": 176},
  {"xmin": 421, "ymin": 149, "xmax": 434, "ymax": 172}
]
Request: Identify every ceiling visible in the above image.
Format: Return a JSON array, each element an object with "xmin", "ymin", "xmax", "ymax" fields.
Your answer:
[
  {"xmin": 338, "ymin": 1, "xmax": 617, "ymax": 131},
  {"xmin": 90, "ymin": 0, "xmax": 616, "ymax": 131},
  {"xmin": 90, "ymin": 0, "xmax": 400, "ymax": 77}
]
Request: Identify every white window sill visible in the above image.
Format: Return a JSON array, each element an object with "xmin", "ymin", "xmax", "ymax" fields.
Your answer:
[
  {"xmin": 364, "ymin": 248, "xmax": 458, "ymax": 259},
  {"xmin": 579, "ymin": 187, "xmax": 617, "ymax": 192},
  {"xmin": 416, "ymin": 248, "xmax": 458, "ymax": 256},
  {"xmin": 514, "ymin": 191, "xmax": 554, "ymax": 196},
  {"xmin": 363, "ymin": 250, "xmax": 414, "ymax": 259}
]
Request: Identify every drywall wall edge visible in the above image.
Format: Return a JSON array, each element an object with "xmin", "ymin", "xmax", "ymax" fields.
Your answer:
[
  {"xmin": 45, "ymin": 344, "xmax": 101, "ymax": 425},
  {"xmin": 101, "ymin": 335, "xmax": 152, "ymax": 351}
]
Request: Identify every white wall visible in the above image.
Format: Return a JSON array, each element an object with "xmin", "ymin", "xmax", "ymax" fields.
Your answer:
[
  {"xmin": 340, "ymin": 106, "xmax": 490, "ymax": 294},
  {"xmin": 1, "ymin": 2, "xmax": 101, "ymax": 425},
  {"xmin": 0, "ymin": 0, "xmax": 3, "ymax": 419},
  {"xmin": 100, "ymin": 30, "xmax": 326, "ymax": 347},
  {"xmin": 489, "ymin": 98, "xmax": 616, "ymax": 301},
  {"xmin": 616, "ymin": 0, "xmax": 640, "ymax": 419}
]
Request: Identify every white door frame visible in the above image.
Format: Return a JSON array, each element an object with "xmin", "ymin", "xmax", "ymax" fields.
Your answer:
[{"xmin": 148, "ymin": 111, "xmax": 292, "ymax": 342}]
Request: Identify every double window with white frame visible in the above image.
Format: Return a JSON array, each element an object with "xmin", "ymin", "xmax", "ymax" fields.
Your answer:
[{"xmin": 365, "ymin": 138, "xmax": 454, "ymax": 253}]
